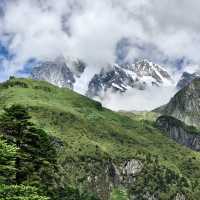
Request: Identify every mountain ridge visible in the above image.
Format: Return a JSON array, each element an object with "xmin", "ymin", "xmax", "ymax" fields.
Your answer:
[
  {"xmin": 87, "ymin": 60, "xmax": 173, "ymax": 98},
  {"xmin": 31, "ymin": 58, "xmax": 174, "ymax": 100},
  {"xmin": 159, "ymin": 78, "xmax": 200, "ymax": 128},
  {"xmin": 176, "ymin": 71, "xmax": 200, "ymax": 89}
]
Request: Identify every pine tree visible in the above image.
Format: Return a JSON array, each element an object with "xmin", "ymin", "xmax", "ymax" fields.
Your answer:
[
  {"xmin": 0, "ymin": 139, "xmax": 16, "ymax": 184},
  {"xmin": 0, "ymin": 105, "xmax": 35, "ymax": 184},
  {"xmin": 0, "ymin": 138, "xmax": 49, "ymax": 200},
  {"xmin": 0, "ymin": 105, "xmax": 58, "ymax": 194}
]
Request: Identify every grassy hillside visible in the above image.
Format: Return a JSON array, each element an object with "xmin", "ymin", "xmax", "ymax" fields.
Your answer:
[
  {"xmin": 1, "ymin": 77, "xmax": 200, "ymax": 199},
  {"xmin": 119, "ymin": 111, "xmax": 160, "ymax": 122}
]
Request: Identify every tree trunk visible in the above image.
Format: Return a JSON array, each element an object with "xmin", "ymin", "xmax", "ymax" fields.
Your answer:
[{"xmin": 15, "ymin": 139, "xmax": 21, "ymax": 184}]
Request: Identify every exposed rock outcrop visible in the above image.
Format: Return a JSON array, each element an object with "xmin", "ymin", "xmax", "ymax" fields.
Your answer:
[
  {"xmin": 156, "ymin": 115, "xmax": 200, "ymax": 151},
  {"xmin": 31, "ymin": 57, "xmax": 86, "ymax": 89},
  {"xmin": 175, "ymin": 193, "xmax": 186, "ymax": 200},
  {"xmin": 177, "ymin": 72, "xmax": 200, "ymax": 90},
  {"xmin": 108, "ymin": 159, "xmax": 143, "ymax": 186}
]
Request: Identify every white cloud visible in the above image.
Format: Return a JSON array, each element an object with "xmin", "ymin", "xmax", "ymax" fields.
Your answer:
[
  {"xmin": 1, "ymin": 0, "xmax": 200, "ymax": 71},
  {"xmin": 97, "ymin": 86, "xmax": 177, "ymax": 111}
]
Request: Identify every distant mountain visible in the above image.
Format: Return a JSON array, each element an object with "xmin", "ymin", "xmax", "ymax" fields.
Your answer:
[
  {"xmin": 87, "ymin": 59, "xmax": 173, "ymax": 98},
  {"xmin": 159, "ymin": 78, "xmax": 200, "ymax": 128},
  {"xmin": 31, "ymin": 58, "xmax": 173, "ymax": 100},
  {"xmin": 176, "ymin": 71, "xmax": 200, "ymax": 89},
  {"xmin": 31, "ymin": 57, "xmax": 86, "ymax": 89}
]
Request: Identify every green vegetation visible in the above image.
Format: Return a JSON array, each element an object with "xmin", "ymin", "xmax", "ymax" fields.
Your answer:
[
  {"xmin": 0, "ymin": 104, "xmax": 98, "ymax": 200},
  {"xmin": 110, "ymin": 188, "xmax": 128, "ymax": 200},
  {"xmin": 0, "ymin": 139, "xmax": 49, "ymax": 200},
  {"xmin": 0, "ymin": 77, "xmax": 200, "ymax": 199},
  {"xmin": 0, "ymin": 184, "xmax": 49, "ymax": 200},
  {"xmin": 0, "ymin": 139, "xmax": 16, "ymax": 184},
  {"xmin": 131, "ymin": 154, "xmax": 192, "ymax": 199},
  {"xmin": 119, "ymin": 111, "xmax": 160, "ymax": 122}
]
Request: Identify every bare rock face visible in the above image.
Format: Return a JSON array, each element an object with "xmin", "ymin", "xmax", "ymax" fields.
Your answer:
[
  {"xmin": 122, "ymin": 159, "xmax": 143, "ymax": 177},
  {"xmin": 175, "ymin": 193, "xmax": 186, "ymax": 200},
  {"xmin": 31, "ymin": 57, "xmax": 86, "ymax": 89},
  {"xmin": 156, "ymin": 115, "xmax": 200, "ymax": 151},
  {"xmin": 31, "ymin": 60, "xmax": 75, "ymax": 89},
  {"xmin": 108, "ymin": 159, "xmax": 143, "ymax": 186},
  {"xmin": 177, "ymin": 71, "xmax": 200, "ymax": 89}
]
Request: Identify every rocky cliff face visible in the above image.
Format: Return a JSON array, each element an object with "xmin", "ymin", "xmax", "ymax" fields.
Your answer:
[
  {"xmin": 31, "ymin": 57, "xmax": 86, "ymax": 89},
  {"xmin": 156, "ymin": 115, "xmax": 200, "ymax": 151},
  {"xmin": 177, "ymin": 72, "xmax": 200, "ymax": 89},
  {"xmin": 160, "ymin": 78, "xmax": 200, "ymax": 128}
]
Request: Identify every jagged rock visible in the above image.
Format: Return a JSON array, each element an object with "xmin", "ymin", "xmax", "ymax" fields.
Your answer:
[
  {"xmin": 108, "ymin": 159, "xmax": 143, "ymax": 188},
  {"xmin": 31, "ymin": 60, "xmax": 75, "ymax": 88},
  {"xmin": 142, "ymin": 192, "xmax": 157, "ymax": 200},
  {"xmin": 177, "ymin": 71, "xmax": 200, "ymax": 89},
  {"xmin": 156, "ymin": 115, "xmax": 200, "ymax": 151},
  {"xmin": 31, "ymin": 57, "xmax": 86, "ymax": 89},
  {"xmin": 175, "ymin": 193, "xmax": 186, "ymax": 200},
  {"xmin": 71, "ymin": 59, "xmax": 86, "ymax": 77},
  {"xmin": 87, "ymin": 65, "xmax": 138, "ymax": 97},
  {"xmin": 122, "ymin": 159, "xmax": 143, "ymax": 177}
]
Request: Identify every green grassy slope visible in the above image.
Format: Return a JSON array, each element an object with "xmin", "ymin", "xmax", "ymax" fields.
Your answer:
[
  {"xmin": 1, "ymin": 78, "xmax": 200, "ymax": 199},
  {"xmin": 119, "ymin": 111, "xmax": 160, "ymax": 122}
]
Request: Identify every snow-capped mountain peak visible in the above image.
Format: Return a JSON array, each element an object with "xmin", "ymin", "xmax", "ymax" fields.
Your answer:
[
  {"xmin": 31, "ymin": 58, "xmax": 173, "ymax": 101},
  {"xmin": 87, "ymin": 59, "xmax": 173, "ymax": 98}
]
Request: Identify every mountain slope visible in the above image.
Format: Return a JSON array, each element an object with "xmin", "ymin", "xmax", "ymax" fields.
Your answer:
[
  {"xmin": 160, "ymin": 78, "xmax": 200, "ymax": 128},
  {"xmin": 0, "ymin": 78, "xmax": 200, "ymax": 199}
]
